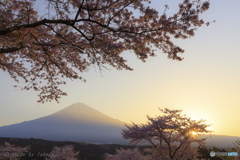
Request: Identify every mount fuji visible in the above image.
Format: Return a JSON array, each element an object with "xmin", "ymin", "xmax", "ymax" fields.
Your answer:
[{"xmin": 0, "ymin": 103, "xmax": 129, "ymax": 144}]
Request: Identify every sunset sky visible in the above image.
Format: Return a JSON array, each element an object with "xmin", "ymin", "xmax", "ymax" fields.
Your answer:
[{"xmin": 1, "ymin": 0, "xmax": 240, "ymax": 137}]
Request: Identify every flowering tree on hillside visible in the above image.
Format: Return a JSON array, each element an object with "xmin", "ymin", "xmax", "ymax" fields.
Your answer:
[
  {"xmin": 46, "ymin": 145, "xmax": 79, "ymax": 160},
  {"xmin": 0, "ymin": 142, "xmax": 30, "ymax": 160},
  {"xmin": 105, "ymin": 148, "xmax": 152, "ymax": 160},
  {"xmin": 122, "ymin": 108, "xmax": 211, "ymax": 160},
  {"xmin": 0, "ymin": 0, "xmax": 210, "ymax": 102}
]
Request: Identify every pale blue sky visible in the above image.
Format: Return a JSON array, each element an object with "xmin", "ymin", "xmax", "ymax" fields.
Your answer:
[{"xmin": 1, "ymin": 0, "xmax": 240, "ymax": 136}]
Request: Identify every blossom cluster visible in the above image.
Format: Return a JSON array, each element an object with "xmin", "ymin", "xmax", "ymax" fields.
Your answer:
[{"xmin": 0, "ymin": 0, "xmax": 210, "ymax": 102}]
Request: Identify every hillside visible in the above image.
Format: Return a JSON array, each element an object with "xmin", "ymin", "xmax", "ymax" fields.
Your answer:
[{"xmin": 0, "ymin": 137, "xmax": 149, "ymax": 160}]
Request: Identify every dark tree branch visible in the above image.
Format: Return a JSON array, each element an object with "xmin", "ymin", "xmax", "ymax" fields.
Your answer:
[
  {"xmin": 73, "ymin": 0, "xmax": 85, "ymax": 25},
  {"xmin": 0, "ymin": 44, "xmax": 23, "ymax": 54}
]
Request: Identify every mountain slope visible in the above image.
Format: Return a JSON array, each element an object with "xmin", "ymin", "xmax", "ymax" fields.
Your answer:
[
  {"xmin": 47, "ymin": 102, "xmax": 125, "ymax": 125},
  {"xmin": 0, "ymin": 103, "xmax": 129, "ymax": 144}
]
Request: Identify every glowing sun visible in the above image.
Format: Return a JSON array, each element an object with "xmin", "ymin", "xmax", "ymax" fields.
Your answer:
[{"xmin": 192, "ymin": 131, "xmax": 197, "ymax": 135}]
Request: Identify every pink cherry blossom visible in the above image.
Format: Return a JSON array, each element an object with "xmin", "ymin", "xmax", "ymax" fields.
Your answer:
[
  {"xmin": 0, "ymin": 0, "xmax": 210, "ymax": 103},
  {"xmin": 122, "ymin": 108, "xmax": 211, "ymax": 159},
  {"xmin": 46, "ymin": 145, "xmax": 79, "ymax": 160}
]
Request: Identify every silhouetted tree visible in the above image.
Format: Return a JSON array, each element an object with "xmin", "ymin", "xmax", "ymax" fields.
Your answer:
[
  {"xmin": 122, "ymin": 108, "xmax": 211, "ymax": 160},
  {"xmin": 234, "ymin": 139, "xmax": 240, "ymax": 159}
]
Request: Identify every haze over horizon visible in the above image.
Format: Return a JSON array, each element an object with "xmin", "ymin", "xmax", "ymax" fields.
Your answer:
[
  {"xmin": 1, "ymin": 0, "xmax": 240, "ymax": 138},
  {"xmin": 0, "ymin": 102, "xmax": 239, "ymax": 148}
]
